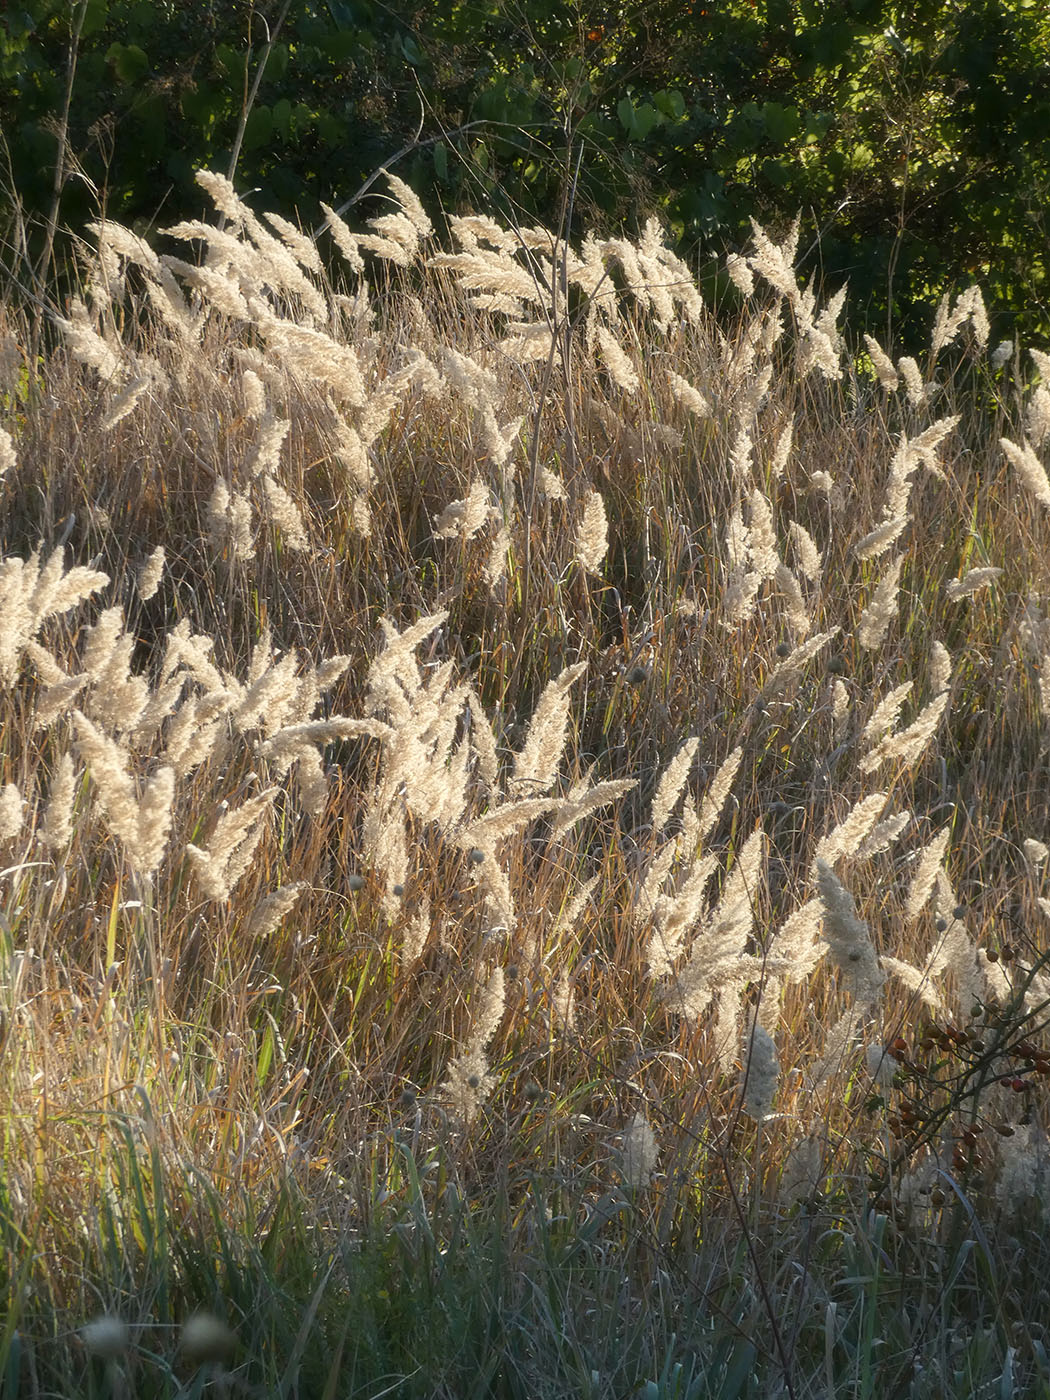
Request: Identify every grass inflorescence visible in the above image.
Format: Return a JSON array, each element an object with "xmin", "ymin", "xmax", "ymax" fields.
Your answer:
[{"xmin": 2, "ymin": 172, "xmax": 1050, "ymax": 1397}]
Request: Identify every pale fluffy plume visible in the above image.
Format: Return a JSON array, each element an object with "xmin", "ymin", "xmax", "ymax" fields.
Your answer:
[
  {"xmin": 856, "ymin": 554, "xmax": 904, "ymax": 651},
  {"xmin": 863, "ymin": 334, "xmax": 899, "ymax": 391},
  {"xmin": 72, "ymin": 711, "xmax": 174, "ymax": 876},
  {"xmin": 897, "ymin": 355, "xmax": 927, "ymax": 407},
  {"xmin": 854, "ymin": 515, "xmax": 909, "ymax": 562},
  {"xmin": 651, "ymin": 737, "xmax": 700, "ymax": 835},
  {"xmin": 137, "ymin": 546, "xmax": 165, "ymax": 602},
  {"xmin": 261, "ymin": 474, "xmax": 308, "ymax": 551},
  {"xmin": 904, "ymin": 826, "xmax": 952, "ymax": 920},
  {"xmin": 697, "ymin": 746, "xmax": 744, "ymax": 843},
  {"xmin": 928, "ymin": 640, "xmax": 952, "ymax": 695},
  {"xmin": 0, "ymin": 425, "xmax": 15, "ymax": 480},
  {"xmin": 862, "ymin": 682, "xmax": 912, "ymax": 747},
  {"xmin": 594, "ymin": 325, "xmax": 640, "ymax": 394},
  {"xmin": 0, "ymin": 783, "xmax": 23, "ymax": 841},
  {"xmin": 741, "ymin": 1020, "xmax": 779, "ymax": 1120},
  {"xmin": 860, "ymin": 691, "xmax": 948, "ymax": 774},
  {"xmin": 788, "ymin": 520, "xmax": 822, "ymax": 582},
  {"xmin": 621, "ymin": 1112, "xmax": 660, "ymax": 1189},
  {"xmin": 510, "ymin": 663, "xmax": 586, "ymax": 797},
  {"xmin": 0, "ymin": 548, "xmax": 109, "ymax": 687},
  {"xmin": 946, "ymin": 566, "xmax": 1002, "ymax": 602},
  {"xmin": 664, "ymin": 829, "xmax": 766, "ymax": 1024},
  {"xmin": 42, "ymin": 752, "xmax": 77, "ymax": 850},
  {"xmin": 816, "ymin": 860, "xmax": 885, "ymax": 1005},
  {"xmin": 668, "ymin": 371, "xmax": 711, "ymax": 417},
  {"xmin": 551, "ymin": 777, "xmax": 636, "ymax": 842},
  {"xmin": 1001, "ymin": 437, "xmax": 1050, "ymax": 509},
  {"xmin": 762, "ymin": 630, "xmax": 837, "ymax": 699},
  {"xmin": 185, "ymin": 790, "xmax": 275, "ymax": 901},
  {"xmin": 244, "ymin": 883, "xmax": 306, "ymax": 942},
  {"xmin": 434, "ymin": 477, "xmax": 491, "ymax": 541},
  {"xmin": 575, "ymin": 490, "xmax": 609, "ymax": 574},
  {"xmin": 809, "ymin": 793, "xmax": 889, "ymax": 881}
]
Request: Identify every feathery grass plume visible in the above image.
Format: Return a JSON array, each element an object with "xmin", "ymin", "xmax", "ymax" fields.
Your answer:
[
  {"xmin": 100, "ymin": 373, "xmax": 152, "ymax": 431},
  {"xmin": 897, "ymin": 355, "xmax": 927, "ymax": 407},
  {"xmin": 741, "ymin": 1020, "xmax": 779, "ymax": 1120},
  {"xmin": 854, "ymin": 514, "xmax": 910, "ymax": 562},
  {"xmin": 434, "ymin": 477, "xmax": 491, "ymax": 541},
  {"xmin": 646, "ymin": 850, "xmax": 719, "ymax": 977},
  {"xmin": 261, "ymin": 474, "xmax": 308, "ymax": 551},
  {"xmin": 664, "ymin": 828, "xmax": 766, "ymax": 1024},
  {"xmin": 0, "ymin": 547, "xmax": 109, "ymax": 686},
  {"xmin": 881, "ymin": 955, "xmax": 945, "ymax": 1011},
  {"xmin": 552, "ymin": 777, "xmax": 636, "ymax": 842},
  {"xmin": 137, "ymin": 546, "xmax": 165, "ymax": 602},
  {"xmin": 575, "ymin": 490, "xmax": 609, "ymax": 575},
  {"xmin": 854, "ymin": 810, "xmax": 912, "ymax": 860},
  {"xmin": 509, "ymin": 663, "xmax": 587, "ymax": 798},
  {"xmin": 593, "ymin": 325, "xmax": 641, "ymax": 394},
  {"xmin": 72, "ymin": 712, "xmax": 174, "ymax": 876},
  {"xmin": 206, "ymin": 479, "xmax": 253, "ymax": 561},
  {"xmin": 53, "ymin": 298, "xmax": 123, "ymax": 381},
  {"xmin": 1001, "ymin": 436, "xmax": 1050, "ymax": 508},
  {"xmin": 774, "ymin": 563, "xmax": 811, "ymax": 639},
  {"xmin": 244, "ymin": 882, "xmax": 306, "ymax": 942},
  {"xmin": 263, "ymin": 210, "xmax": 324, "ymax": 275},
  {"xmin": 401, "ymin": 897, "xmax": 430, "ymax": 966},
  {"xmin": 748, "ymin": 489, "xmax": 779, "ymax": 580},
  {"xmin": 0, "ymin": 783, "xmax": 23, "ymax": 841},
  {"xmin": 443, "ymin": 1043, "xmax": 498, "ymax": 1126},
  {"xmin": 736, "ymin": 363, "xmax": 774, "ymax": 423},
  {"xmin": 241, "ymin": 368, "xmax": 267, "ymax": 418},
  {"xmin": 42, "ymin": 752, "xmax": 77, "ymax": 850},
  {"xmin": 928, "ymin": 640, "xmax": 952, "ymax": 695},
  {"xmin": 471, "ymin": 966, "xmax": 506, "ymax": 1051},
  {"xmin": 651, "ymin": 737, "xmax": 701, "ymax": 835},
  {"xmin": 770, "ymin": 417, "xmax": 794, "ymax": 480},
  {"xmin": 668, "ymin": 370, "xmax": 711, "ymax": 417},
  {"xmin": 443, "ymin": 964, "xmax": 505, "ymax": 1126},
  {"xmin": 746, "ymin": 217, "xmax": 800, "ymax": 304},
  {"xmin": 779, "ymin": 1133, "xmax": 824, "ymax": 1205},
  {"xmin": 859, "ymin": 691, "xmax": 948, "ymax": 774},
  {"xmin": 946, "ymin": 566, "xmax": 1003, "ymax": 602},
  {"xmin": 762, "ymin": 629, "xmax": 837, "ymax": 699},
  {"xmin": 832, "ymin": 679, "xmax": 851, "ymax": 741},
  {"xmin": 696, "ymin": 745, "xmax": 744, "ymax": 843},
  {"xmin": 27, "ymin": 645, "xmax": 87, "ymax": 728},
  {"xmin": 539, "ymin": 471, "xmax": 565, "ymax": 507},
  {"xmin": 862, "ymin": 682, "xmax": 913, "ymax": 747},
  {"xmin": 787, "ymin": 520, "xmax": 822, "ymax": 582},
  {"xmin": 863, "ymin": 334, "xmax": 899, "ymax": 391},
  {"xmin": 621, "ymin": 1112, "xmax": 659, "ymax": 1189},
  {"xmin": 185, "ymin": 790, "xmax": 275, "ymax": 901},
  {"xmin": 767, "ymin": 897, "xmax": 826, "ymax": 983},
  {"xmin": 815, "ymin": 860, "xmax": 885, "ymax": 1005},
  {"xmin": 904, "ymin": 826, "xmax": 953, "ymax": 920},
  {"xmin": 1026, "ymin": 387, "xmax": 1050, "ymax": 448},
  {"xmin": 809, "ymin": 793, "xmax": 890, "ymax": 881},
  {"xmin": 484, "ymin": 522, "xmax": 511, "ymax": 589},
  {"xmin": 247, "ymin": 414, "xmax": 290, "ymax": 479},
  {"xmin": 0, "ymin": 425, "xmax": 15, "ymax": 480},
  {"xmin": 1024, "ymin": 838, "xmax": 1049, "ymax": 868},
  {"xmin": 726, "ymin": 251, "xmax": 754, "ymax": 295},
  {"xmin": 856, "ymin": 554, "xmax": 904, "ymax": 651},
  {"xmin": 320, "ymin": 201, "xmax": 366, "ymax": 274}
]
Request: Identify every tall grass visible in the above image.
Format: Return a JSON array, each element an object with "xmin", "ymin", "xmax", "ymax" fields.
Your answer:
[{"xmin": 2, "ymin": 171, "xmax": 1050, "ymax": 1397}]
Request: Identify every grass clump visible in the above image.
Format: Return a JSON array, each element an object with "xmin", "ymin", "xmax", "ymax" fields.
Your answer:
[{"xmin": 2, "ymin": 170, "xmax": 1050, "ymax": 1397}]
